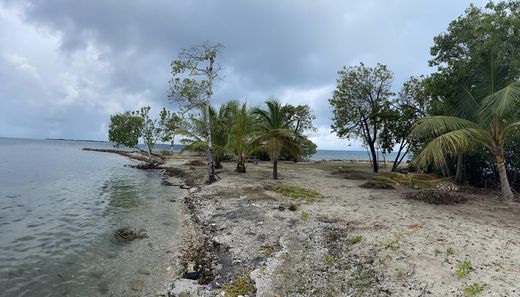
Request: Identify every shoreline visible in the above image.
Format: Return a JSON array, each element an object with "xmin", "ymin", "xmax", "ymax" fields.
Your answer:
[{"xmin": 86, "ymin": 149, "xmax": 520, "ymax": 296}]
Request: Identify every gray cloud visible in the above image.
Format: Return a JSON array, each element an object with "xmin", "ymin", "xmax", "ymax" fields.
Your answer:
[{"xmin": 0, "ymin": 0, "xmax": 485, "ymax": 149}]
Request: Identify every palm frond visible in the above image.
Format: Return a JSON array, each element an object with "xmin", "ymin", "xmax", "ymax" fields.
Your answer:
[
  {"xmin": 413, "ymin": 128, "xmax": 491, "ymax": 168},
  {"xmin": 500, "ymin": 120, "xmax": 520, "ymax": 144},
  {"xmin": 480, "ymin": 81, "xmax": 520, "ymax": 122},
  {"xmin": 411, "ymin": 116, "xmax": 479, "ymax": 139}
]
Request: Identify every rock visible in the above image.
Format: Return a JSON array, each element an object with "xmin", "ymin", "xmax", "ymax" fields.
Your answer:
[
  {"xmin": 182, "ymin": 271, "xmax": 200, "ymax": 280},
  {"xmin": 113, "ymin": 227, "xmax": 148, "ymax": 241},
  {"xmin": 131, "ymin": 279, "xmax": 143, "ymax": 291},
  {"xmin": 178, "ymin": 292, "xmax": 190, "ymax": 297}
]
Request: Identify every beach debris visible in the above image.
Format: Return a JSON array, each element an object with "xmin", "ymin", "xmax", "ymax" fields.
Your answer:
[
  {"xmin": 359, "ymin": 180, "xmax": 395, "ymax": 189},
  {"xmin": 404, "ymin": 189, "xmax": 467, "ymax": 205},
  {"xmin": 183, "ymin": 270, "xmax": 201, "ymax": 280},
  {"xmin": 113, "ymin": 227, "xmax": 148, "ymax": 241}
]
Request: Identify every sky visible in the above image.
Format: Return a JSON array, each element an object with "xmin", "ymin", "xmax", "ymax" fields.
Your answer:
[{"xmin": 0, "ymin": 0, "xmax": 486, "ymax": 150}]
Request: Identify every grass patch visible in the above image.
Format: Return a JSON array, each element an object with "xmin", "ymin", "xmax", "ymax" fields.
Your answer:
[
  {"xmin": 404, "ymin": 189, "xmax": 467, "ymax": 205},
  {"xmin": 324, "ymin": 253, "xmax": 334, "ymax": 265},
  {"xmin": 221, "ymin": 272, "xmax": 255, "ymax": 297},
  {"xmin": 301, "ymin": 211, "xmax": 310, "ymax": 221},
  {"xmin": 464, "ymin": 283, "xmax": 486, "ymax": 296},
  {"xmin": 264, "ymin": 183, "xmax": 323, "ymax": 201},
  {"xmin": 348, "ymin": 235, "xmax": 364, "ymax": 245},
  {"xmin": 375, "ymin": 172, "xmax": 456, "ymax": 189},
  {"xmin": 456, "ymin": 260, "xmax": 472, "ymax": 278}
]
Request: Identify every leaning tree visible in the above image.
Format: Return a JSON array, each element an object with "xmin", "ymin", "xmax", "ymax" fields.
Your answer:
[{"xmin": 168, "ymin": 42, "xmax": 224, "ymax": 183}]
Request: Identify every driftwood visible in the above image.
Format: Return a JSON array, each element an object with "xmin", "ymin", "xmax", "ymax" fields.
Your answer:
[{"xmin": 82, "ymin": 147, "xmax": 165, "ymax": 165}]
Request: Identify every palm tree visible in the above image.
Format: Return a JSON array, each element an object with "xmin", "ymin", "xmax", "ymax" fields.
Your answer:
[
  {"xmin": 227, "ymin": 101, "xmax": 255, "ymax": 173},
  {"xmin": 253, "ymin": 100, "xmax": 301, "ymax": 179},
  {"xmin": 180, "ymin": 105, "xmax": 231, "ymax": 169},
  {"xmin": 412, "ymin": 81, "xmax": 520, "ymax": 202}
]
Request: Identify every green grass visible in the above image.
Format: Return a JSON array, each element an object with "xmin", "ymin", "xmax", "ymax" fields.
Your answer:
[
  {"xmin": 447, "ymin": 247, "xmax": 455, "ymax": 255},
  {"xmin": 348, "ymin": 235, "xmax": 364, "ymax": 245},
  {"xmin": 301, "ymin": 211, "xmax": 310, "ymax": 221},
  {"xmin": 324, "ymin": 253, "xmax": 334, "ymax": 265},
  {"xmin": 456, "ymin": 260, "xmax": 472, "ymax": 278},
  {"xmin": 264, "ymin": 183, "xmax": 323, "ymax": 201}
]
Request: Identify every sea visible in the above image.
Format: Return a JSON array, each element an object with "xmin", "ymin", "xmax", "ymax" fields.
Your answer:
[{"xmin": 0, "ymin": 138, "xmax": 184, "ymax": 296}]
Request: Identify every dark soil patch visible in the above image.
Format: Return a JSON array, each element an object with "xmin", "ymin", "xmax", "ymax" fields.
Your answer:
[
  {"xmin": 187, "ymin": 159, "xmax": 206, "ymax": 166},
  {"xmin": 331, "ymin": 168, "xmax": 373, "ymax": 180},
  {"xmin": 360, "ymin": 180, "xmax": 395, "ymax": 190},
  {"xmin": 404, "ymin": 189, "xmax": 467, "ymax": 205}
]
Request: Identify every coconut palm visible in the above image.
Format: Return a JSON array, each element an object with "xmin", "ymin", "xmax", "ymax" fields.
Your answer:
[
  {"xmin": 412, "ymin": 81, "xmax": 520, "ymax": 202},
  {"xmin": 180, "ymin": 105, "xmax": 231, "ymax": 169},
  {"xmin": 253, "ymin": 100, "xmax": 301, "ymax": 179},
  {"xmin": 227, "ymin": 101, "xmax": 255, "ymax": 173}
]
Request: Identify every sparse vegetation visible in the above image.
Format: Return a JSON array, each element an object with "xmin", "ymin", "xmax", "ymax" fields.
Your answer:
[
  {"xmin": 348, "ymin": 235, "xmax": 364, "ymax": 245},
  {"xmin": 382, "ymin": 233, "xmax": 401, "ymax": 250},
  {"xmin": 464, "ymin": 283, "xmax": 486, "ymax": 296},
  {"xmin": 359, "ymin": 180, "xmax": 395, "ymax": 189},
  {"xmin": 447, "ymin": 247, "xmax": 455, "ymax": 255},
  {"xmin": 301, "ymin": 211, "xmax": 310, "ymax": 221},
  {"xmin": 324, "ymin": 253, "xmax": 334, "ymax": 265},
  {"xmin": 456, "ymin": 260, "xmax": 472, "ymax": 278},
  {"xmin": 221, "ymin": 272, "xmax": 255, "ymax": 297},
  {"xmin": 264, "ymin": 183, "xmax": 323, "ymax": 201}
]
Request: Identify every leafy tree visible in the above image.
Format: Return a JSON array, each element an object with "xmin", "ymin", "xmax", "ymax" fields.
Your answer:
[
  {"xmin": 412, "ymin": 81, "xmax": 520, "ymax": 202},
  {"xmin": 281, "ymin": 104, "xmax": 318, "ymax": 161},
  {"xmin": 253, "ymin": 100, "xmax": 302, "ymax": 179},
  {"xmin": 108, "ymin": 107, "xmax": 177, "ymax": 160},
  {"xmin": 329, "ymin": 62, "xmax": 394, "ymax": 173},
  {"xmin": 169, "ymin": 42, "xmax": 224, "ymax": 183},
  {"xmin": 380, "ymin": 76, "xmax": 431, "ymax": 171}
]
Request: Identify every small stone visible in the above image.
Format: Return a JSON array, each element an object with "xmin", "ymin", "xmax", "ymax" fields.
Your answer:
[
  {"xmin": 178, "ymin": 292, "xmax": 190, "ymax": 297},
  {"xmin": 131, "ymin": 280, "xmax": 143, "ymax": 291}
]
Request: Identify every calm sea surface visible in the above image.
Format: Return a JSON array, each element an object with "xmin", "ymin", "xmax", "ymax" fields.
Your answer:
[{"xmin": 0, "ymin": 138, "xmax": 183, "ymax": 296}]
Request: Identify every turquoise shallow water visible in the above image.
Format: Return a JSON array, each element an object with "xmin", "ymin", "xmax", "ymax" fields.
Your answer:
[{"xmin": 0, "ymin": 138, "xmax": 183, "ymax": 296}]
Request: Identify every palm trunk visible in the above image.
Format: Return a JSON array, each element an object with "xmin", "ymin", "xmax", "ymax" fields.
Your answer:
[
  {"xmin": 273, "ymin": 159, "xmax": 278, "ymax": 179},
  {"xmin": 455, "ymin": 151, "xmax": 464, "ymax": 185},
  {"xmin": 496, "ymin": 162, "xmax": 514, "ymax": 202},
  {"xmin": 236, "ymin": 155, "xmax": 246, "ymax": 173}
]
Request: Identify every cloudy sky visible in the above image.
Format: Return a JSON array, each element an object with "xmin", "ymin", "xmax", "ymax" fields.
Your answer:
[{"xmin": 0, "ymin": 0, "xmax": 485, "ymax": 149}]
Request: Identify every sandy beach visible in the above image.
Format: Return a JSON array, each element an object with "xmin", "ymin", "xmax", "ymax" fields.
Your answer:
[{"xmin": 155, "ymin": 155, "xmax": 520, "ymax": 297}]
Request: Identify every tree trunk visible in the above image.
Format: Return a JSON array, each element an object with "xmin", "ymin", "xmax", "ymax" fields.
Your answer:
[
  {"xmin": 496, "ymin": 162, "xmax": 514, "ymax": 202},
  {"xmin": 204, "ymin": 103, "xmax": 216, "ymax": 183},
  {"xmin": 273, "ymin": 159, "xmax": 278, "ymax": 179},
  {"xmin": 391, "ymin": 144, "xmax": 405, "ymax": 172},
  {"xmin": 236, "ymin": 155, "xmax": 246, "ymax": 173},
  {"xmin": 368, "ymin": 142, "xmax": 378, "ymax": 173},
  {"xmin": 455, "ymin": 151, "xmax": 464, "ymax": 185}
]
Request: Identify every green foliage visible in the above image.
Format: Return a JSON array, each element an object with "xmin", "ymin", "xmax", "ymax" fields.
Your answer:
[
  {"xmin": 300, "ymin": 211, "xmax": 310, "ymax": 221},
  {"xmin": 108, "ymin": 107, "xmax": 178, "ymax": 159},
  {"xmin": 447, "ymin": 247, "xmax": 455, "ymax": 255},
  {"xmin": 108, "ymin": 111, "xmax": 143, "ymax": 149},
  {"xmin": 348, "ymin": 235, "xmax": 364, "ymax": 245},
  {"xmin": 324, "ymin": 253, "xmax": 334, "ymax": 265},
  {"xmin": 455, "ymin": 260, "xmax": 472, "ymax": 278},
  {"xmin": 464, "ymin": 283, "xmax": 486, "ymax": 296},
  {"xmin": 329, "ymin": 62, "xmax": 394, "ymax": 173},
  {"xmin": 264, "ymin": 183, "xmax": 323, "ymax": 201}
]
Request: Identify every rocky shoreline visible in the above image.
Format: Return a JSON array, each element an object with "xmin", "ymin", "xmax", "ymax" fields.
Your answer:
[{"xmin": 84, "ymin": 149, "xmax": 520, "ymax": 296}]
